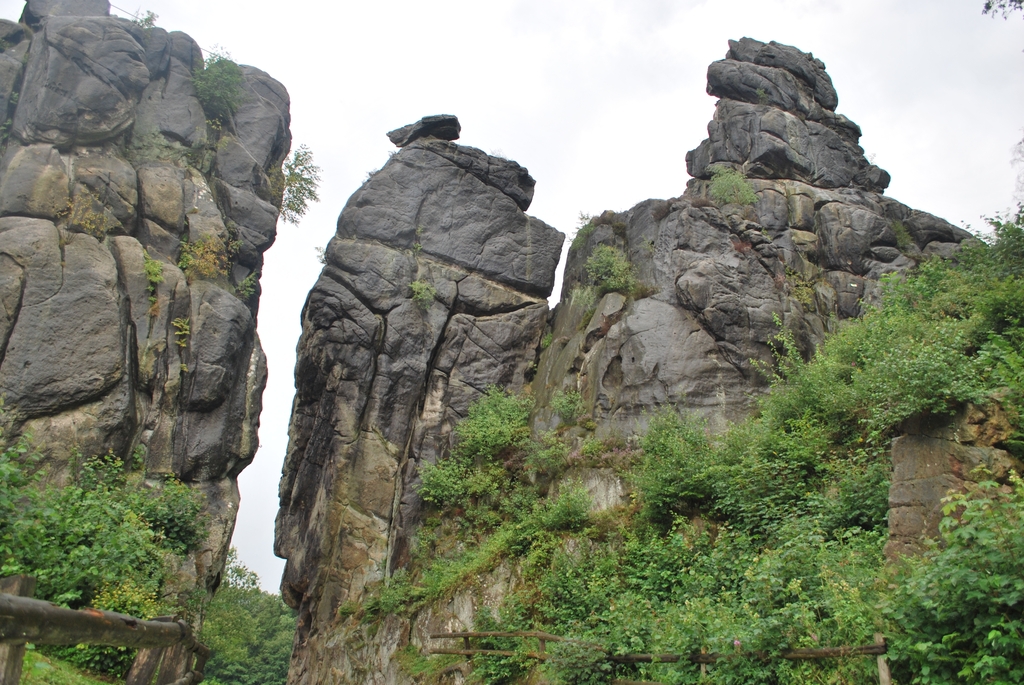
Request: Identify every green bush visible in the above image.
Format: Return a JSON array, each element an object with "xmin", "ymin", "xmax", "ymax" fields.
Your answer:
[
  {"xmin": 635, "ymin": 410, "xmax": 715, "ymax": 527},
  {"xmin": 535, "ymin": 483, "xmax": 591, "ymax": 532},
  {"xmin": 410, "ymin": 279, "xmax": 436, "ymax": 310},
  {"xmin": 192, "ymin": 52, "xmax": 246, "ymax": 123},
  {"xmin": 887, "ymin": 475, "xmax": 1024, "ymax": 685},
  {"xmin": 708, "ymin": 166, "xmax": 758, "ymax": 206},
  {"xmin": 585, "ymin": 245, "xmax": 638, "ymax": 296},
  {"xmin": 551, "ymin": 389, "xmax": 584, "ymax": 425},
  {"xmin": 453, "ymin": 387, "xmax": 533, "ymax": 461},
  {"xmin": 0, "ymin": 434, "xmax": 207, "ymax": 678}
]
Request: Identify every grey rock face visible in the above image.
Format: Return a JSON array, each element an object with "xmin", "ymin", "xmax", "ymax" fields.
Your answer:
[
  {"xmin": 689, "ymin": 38, "xmax": 889, "ymax": 193},
  {"xmin": 0, "ymin": 0, "xmax": 289, "ymax": 616},
  {"xmin": 275, "ymin": 122, "xmax": 563, "ymax": 684},
  {"xmin": 534, "ymin": 38, "xmax": 970, "ymax": 440}
]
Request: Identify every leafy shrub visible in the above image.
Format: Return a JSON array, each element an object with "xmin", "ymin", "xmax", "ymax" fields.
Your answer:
[
  {"xmin": 551, "ymin": 389, "xmax": 584, "ymax": 425},
  {"xmin": 709, "ymin": 166, "xmax": 758, "ymax": 206},
  {"xmin": 887, "ymin": 475, "xmax": 1024, "ymax": 685},
  {"xmin": 892, "ymin": 220, "xmax": 914, "ymax": 251},
  {"xmin": 545, "ymin": 641, "xmax": 613, "ymax": 685},
  {"xmin": 193, "ymin": 52, "xmax": 245, "ymax": 123},
  {"xmin": 178, "ymin": 237, "xmax": 228, "ymax": 282},
  {"xmin": 535, "ymin": 483, "xmax": 591, "ymax": 532},
  {"xmin": 279, "ymin": 144, "xmax": 321, "ymax": 224},
  {"xmin": 571, "ymin": 213, "xmax": 595, "ymax": 250},
  {"xmin": 635, "ymin": 410, "xmax": 714, "ymax": 527},
  {"xmin": 585, "ymin": 245, "xmax": 638, "ymax": 296},
  {"xmin": 410, "ymin": 279, "xmax": 436, "ymax": 310},
  {"xmin": 453, "ymin": 387, "xmax": 533, "ymax": 461},
  {"xmin": 1, "ymin": 434, "xmax": 207, "ymax": 678}
]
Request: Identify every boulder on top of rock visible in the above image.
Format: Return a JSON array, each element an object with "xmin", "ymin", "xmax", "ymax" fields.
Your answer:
[
  {"xmin": 387, "ymin": 114, "xmax": 461, "ymax": 147},
  {"xmin": 725, "ymin": 37, "xmax": 837, "ymax": 111}
]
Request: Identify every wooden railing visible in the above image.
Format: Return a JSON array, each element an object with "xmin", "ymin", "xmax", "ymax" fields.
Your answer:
[
  {"xmin": 428, "ymin": 630, "xmax": 892, "ymax": 685},
  {"xmin": 0, "ymin": 576, "xmax": 210, "ymax": 685}
]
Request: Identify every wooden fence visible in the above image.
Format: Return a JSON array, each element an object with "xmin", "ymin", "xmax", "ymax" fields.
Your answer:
[
  {"xmin": 0, "ymin": 576, "xmax": 209, "ymax": 685},
  {"xmin": 428, "ymin": 630, "xmax": 892, "ymax": 685}
]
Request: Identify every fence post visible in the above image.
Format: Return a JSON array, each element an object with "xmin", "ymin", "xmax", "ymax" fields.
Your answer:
[
  {"xmin": 0, "ymin": 576, "xmax": 37, "ymax": 685},
  {"xmin": 155, "ymin": 641, "xmax": 192, "ymax": 685},
  {"xmin": 874, "ymin": 634, "xmax": 891, "ymax": 685}
]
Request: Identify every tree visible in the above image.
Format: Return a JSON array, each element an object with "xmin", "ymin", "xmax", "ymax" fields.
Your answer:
[
  {"xmin": 280, "ymin": 145, "xmax": 321, "ymax": 224},
  {"xmin": 983, "ymin": 0, "xmax": 1023, "ymax": 17},
  {"xmin": 201, "ymin": 550, "xmax": 297, "ymax": 685}
]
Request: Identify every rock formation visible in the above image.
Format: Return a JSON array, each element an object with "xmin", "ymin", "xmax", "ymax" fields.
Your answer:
[
  {"xmin": 275, "ymin": 117, "xmax": 563, "ymax": 683},
  {"xmin": 534, "ymin": 37, "xmax": 971, "ymax": 436},
  {"xmin": 275, "ymin": 40, "xmax": 972, "ymax": 685},
  {"xmin": 0, "ymin": 0, "xmax": 290, "ymax": 608}
]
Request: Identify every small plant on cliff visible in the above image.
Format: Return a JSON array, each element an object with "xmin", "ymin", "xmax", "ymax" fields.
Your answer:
[
  {"xmin": 410, "ymin": 279, "xmax": 436, "ymax": 310},
  {"xmin": 709, "ymin": 166, "xmax": 758, "ymax": 206},
  {"xmin": 178, "ymin": 237, "xmax": 228, "ymax": 282},
  {"xmin": 192, "ymin": 50, "xmax": 245, "ymax": 124},
  {"xmin": 143, "ymin": 250, "xmax": 163, "ymax": 313},
  {"xmin": 891, "ymin": 220, "xmax": 914, "ymax": 252},
  {"xmin": 551, "ymin": 389, "xmax": 585, "ymax": 426},
  {"xmin": 130, "ymin": 10, "xmax": 158, "ymax": 28},
  {"xmin": 585, "ymin": 245, "xmax": 638, "ymax": 296},
  {"xmin": 172, "ymin": 317, "xmax": 190, "ymax": 348}
]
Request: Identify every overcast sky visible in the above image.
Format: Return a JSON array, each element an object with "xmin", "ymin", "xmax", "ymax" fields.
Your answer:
[{"xmin": 2, "ymin": 0, "xmax": 1021, "ymax": 590}]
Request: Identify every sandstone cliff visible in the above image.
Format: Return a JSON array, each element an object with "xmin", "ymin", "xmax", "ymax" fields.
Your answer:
[
  {"xmin": 275, "ymin": 114, "xmax": 564, "ymax": 682},
  {"xmin": 0, "ymin": 0, "xmax": 290, "ymax": 605},
  {"xmin": 275, "ymin": 40, "xmax": 971, "ymax": 685}
]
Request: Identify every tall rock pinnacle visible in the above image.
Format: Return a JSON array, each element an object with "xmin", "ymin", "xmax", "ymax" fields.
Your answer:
[{"xmin": 275, "ymin": 117, "xmax": 564, "ymax": 683}]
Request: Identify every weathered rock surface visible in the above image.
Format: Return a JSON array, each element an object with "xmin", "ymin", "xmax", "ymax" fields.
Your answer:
[
  {"xmin": 533, "ymin": 38, "xmax": 971, "ymax": 437},
  {"xmin": 887, "ymin": 403, "xmax": 1020, "ymax": 558},
  {"xmin": 274, "ymin": 120, "xmax": 563, "ymax": 684},
  {"xmin": 0, "ymin": 0, "xmax": 289, "ymax": 614}
]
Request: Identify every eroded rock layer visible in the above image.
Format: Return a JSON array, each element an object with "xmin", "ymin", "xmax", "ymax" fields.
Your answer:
[
  {"xmin": 0, "ymin": 0, "xmax": 290, "ymax": 606},
  {"xmin": 275, "ymin": 121, "xmax": 563, "ymax": 684}
]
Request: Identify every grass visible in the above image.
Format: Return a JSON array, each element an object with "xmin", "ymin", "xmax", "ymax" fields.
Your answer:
[{"xmin": 20, "ymin": 650, "xmax": 113, "ymax": 685}]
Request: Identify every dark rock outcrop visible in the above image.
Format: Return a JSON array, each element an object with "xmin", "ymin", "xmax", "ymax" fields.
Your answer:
[
  {"xmin": 274, "ymin": 119, "xmax": 563, "ymax": 684},
  {"xmin": 0, "ymin": 0, "xmax": 290, "ymax": 611}
]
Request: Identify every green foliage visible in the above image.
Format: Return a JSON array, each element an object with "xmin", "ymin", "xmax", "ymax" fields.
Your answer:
[
  {"xmin": 887, "ymin": 475, "xmax": 1024, "ymax": 684},
  {"xmin": 534, "ymin": 482, "xmax": 591, "ymax": 532},
  {"xmin": 571, "ymin": 213, "xmax": 595, "ymax": 250},
  {"xmin": 0, "ymin": 429, "xmax": 207, "ymax": 678},
  {"xmin": 892, "ymin": 220, "xmax": 914, "ymax": 251},
  {"xmin": 984, "ymin": 0, "xmax": 1023, "ymax": 17},
  {"xmin": 280, "ymin": 144, "xmax": 321, "ymax": 224},
  {"xmin": 130, "ymin": 10, "xmax": 158, "ymax": 27},
  {"xmin": 192, "ymin": 52, "xmax": 246, "ymax": 123},
  {"xmin": 143, "ymin": 250, "xmax": 163, "ymax": 302},
  {"xmin": 410, "ymin": 279, "xmax": 436, "ymax": 310},
  {"xmin": 178, "ymin": 237, "xmax": 228, "ymax": 282},
  {"xmin": 551, "ymin": 389, "xmax": 584, "ymax": 425},
  {"xmin": 172, "ymin": 317, "xmax": 190, "ymax": 347},
  {"xmin": 541, "ymin": 332, "xmax": 553, "ymax": 350},
  {"xmin": 453, "ymin": 387, "xmax": 533, "ymax": 461},
  {"xmin": 21, "ymin": 649, "xmax": 111, "ymax": 685},
  {"xmin": 709, "ymin": 166, "xmax": 758, "ymax": 206},
  {"xmin": 545, "ymin": 641, "xmax": 613, "ymax": 685},
  {"xmin": 585, "ymin": 245, "xmax": 638, "ymax": 296},
  {"xmin": 635, "ymin": 410, "xmax": 715, "ymax": 527},
  {"xmin": 201, "ymin": 550, "xmax": 296, "ymax": 685},
  {"xmin": 235, "ymin": 271, "xmax": 258, "ymax": 299}
]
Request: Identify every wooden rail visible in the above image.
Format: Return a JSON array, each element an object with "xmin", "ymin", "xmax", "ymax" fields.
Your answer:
[
  {"xmin": 0, "ymin": 576, "xmax": 210, "ymax": 685},
  {"xmin": 427, "ymin": 630, "xmax": 891, "ymax": 684}
]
